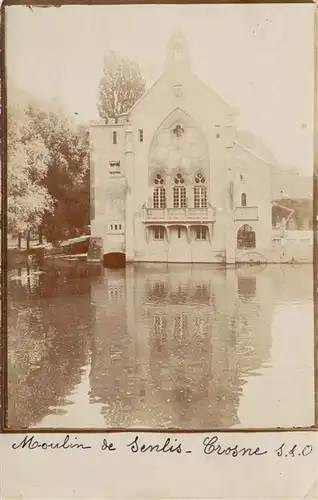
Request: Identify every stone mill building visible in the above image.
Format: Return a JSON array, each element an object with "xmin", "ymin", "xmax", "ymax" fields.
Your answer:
[{"xmin": 89, "ymin": 31, "xmax": 313, "ymax": 264}]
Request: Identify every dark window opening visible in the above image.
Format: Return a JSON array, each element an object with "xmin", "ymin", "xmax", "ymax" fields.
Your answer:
[
  {"xmin": 109, "ymin": 161, "xmax": 121, "ymax": 175},
  {"xmin": 153, "ymin": 174, "xmax": 166, "ymax": 209},
  {"xmin": 173, "ymin": 174, "xmax": 186, "ymax": 208},
  {"xmin": 194, "ymin": 186, "xmax": 207, "ymax": 208},
  {"xmin": 154, "ymin": 226, "xmax": 165, "ymax": 240},
  {"xmin": 195, "ymin": 226, "xmax": 207, "ymax": 240},
  {"xmin": 153, "ymin": 187, "xmax": 166, "ymax": 209},
  {"xmin": 241, "ymin": 193, "xmax": 247, "ymax": 207},
  {"xmin": 194, "ymin": 172, "xmax": 207, "ymax": 208},
  {"xmin": 139, "ymin": 129, "xmax": 143, "ymax": 142},
  {"xmin": 177, "ymin": 227, "xmax": 182, "ymax": 238},
  {"xmin": 173, "ymin": 186, "xmax": 186, "ymax": 208},
  {"xmin": 112, "ymin": 131, "xmax": 117, "ymax": 144}
]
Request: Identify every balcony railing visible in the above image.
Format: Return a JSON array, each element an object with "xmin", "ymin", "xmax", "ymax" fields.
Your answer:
[
  {"xmin": 234, "ymin": 206, "xmax": 259, "ymax": 221},
  {"xmin": 143, "ymin": 207, "xmax": 216, "ymax": 223}
]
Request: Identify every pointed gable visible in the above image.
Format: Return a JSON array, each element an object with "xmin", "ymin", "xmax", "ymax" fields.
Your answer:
[{"xmin": 127, "ymin": 31, "xmax": 236, "ymax": 126}]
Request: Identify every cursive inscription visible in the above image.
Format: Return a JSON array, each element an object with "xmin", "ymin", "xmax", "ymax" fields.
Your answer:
[
  {"xmin": 275, "ymin": 443, "xmax": 313, "ymax": 457},
  {"xmin": 101, "ymin": 438, "xmax": 116, "ymax": 451},
  {"xmin": 12, "ymin": 434, "xmax": 91, "ymax": 451},
  {"xmin": 10, "ymin": 434, "xmax": 314, "ymax": 459},
  {"xmin": 127, "ymin": 435, "xmax": 183, "ymax": 454},
  {"xmin": 203, "ymin": 436, "xmax": 268, "ymax": 457}
]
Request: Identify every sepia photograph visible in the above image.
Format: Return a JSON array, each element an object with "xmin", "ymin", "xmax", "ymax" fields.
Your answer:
[{"xmin": 4, "ymin": 2, "xmax": 316, "ymax": 430}]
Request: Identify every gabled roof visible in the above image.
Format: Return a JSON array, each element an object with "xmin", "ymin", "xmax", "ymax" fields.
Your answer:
[
  {"xmin": 191, "ymin": 72, "xmax": 237, "ymax": 117},
  {"xmin": 127, "ymin": 31, "xmax": 237, "ymax": 118},
  {"xmin": 235, "ymin": 130, "xmax": 277, "ymax": 166},
  {"xmin": 124, "ymin": 75, "xmax": 164, "ymax": 116}
]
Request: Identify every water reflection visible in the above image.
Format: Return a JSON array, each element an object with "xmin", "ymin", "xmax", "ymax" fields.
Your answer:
[{"xmin": 7, "ymin": 261, "xmax": 314, "ymax": 429}]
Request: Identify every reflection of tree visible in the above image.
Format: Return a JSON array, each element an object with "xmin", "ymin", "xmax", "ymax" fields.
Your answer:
[
  {"xmin": 227, "ymin": 275, "xmax": 271, "ymax": 381},
  {"xmin": 7, "ymin": 262, "xmax": 92, "ymax": 429}
]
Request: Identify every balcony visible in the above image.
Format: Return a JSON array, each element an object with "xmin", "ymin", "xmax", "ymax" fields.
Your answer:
[
  {"xmin": 142, "ymin": 207, "xmax": 216, "ymax": 223},
  {"xmin": 234, "ymin": 206, "xmax": 258, "ymax": 221}
]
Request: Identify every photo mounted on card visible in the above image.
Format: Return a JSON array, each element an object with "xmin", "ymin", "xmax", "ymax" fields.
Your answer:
[{"xmin": 3, "ymin": 1, "xmax": 316, "ymax": 431}]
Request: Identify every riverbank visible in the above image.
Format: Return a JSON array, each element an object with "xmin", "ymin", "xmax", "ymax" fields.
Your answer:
[{"xmin": 7, "ymin": 236, "xmax": 91, "ymax": 267}]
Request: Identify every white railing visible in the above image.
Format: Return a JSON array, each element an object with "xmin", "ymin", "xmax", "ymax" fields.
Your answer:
[
  {"xmin": 234, "ymin": 206, "xmax": 258, "ymax": 221},
  {"xmin": 144, "ymin": 207, "xmax": 216, "ymax": 222}
]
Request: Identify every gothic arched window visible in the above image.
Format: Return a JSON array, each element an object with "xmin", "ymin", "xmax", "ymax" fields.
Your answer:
[
  {"xmin": 173, "ymin": 173, "xmax": 187, "ymax": 208},
  {"xmin": 153, "ymin": 173, "xmax": 166, "ymax": 209},
  {"xmin": 241, "ymin": 193, "xmax": 247, "ymax": 207},
  {"xmin": 237, "ymin": 224, "xmax": 256, "ymax": 249},
  {"xmin": 194, "ymin": 172, "xmax": 207, "ymax": 208}
]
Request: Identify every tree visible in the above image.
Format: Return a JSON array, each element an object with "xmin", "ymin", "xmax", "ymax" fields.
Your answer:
[
  {"xmin": 7, "ymin": 97, "xmax": 54, "ymax": 247},
  {"xmin": 25, "ymin": 103, "xmax": 90, "ymax": 243},
  {"xmin": 98, "ymin": 51, "xmax": 146, "ymax": 122}
]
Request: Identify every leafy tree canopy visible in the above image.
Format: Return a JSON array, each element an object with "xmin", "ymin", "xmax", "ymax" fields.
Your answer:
[
  {"xmin": 25, "ymin": 102, "xmax": 90, "ymax": 243},
  {"xmin": 7, "ymin": 95, "xmax": 54, "ymax": 237},
  {"xmin": 98, "ymin": 51, "xmax": 146, "ymax": 122}
]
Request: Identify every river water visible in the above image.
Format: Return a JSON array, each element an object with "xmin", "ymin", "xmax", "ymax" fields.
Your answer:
[{"xmin": 7, "ymin": 261, "xmax": 315, "ymax": 429}]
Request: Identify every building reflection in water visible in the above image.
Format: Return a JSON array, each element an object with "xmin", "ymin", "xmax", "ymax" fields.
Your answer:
[
  {"xmin": 89, "ymin": 264, "xmax": 273, "ymax": 429},
  {"xmin": 7, "ymin": 261, "xmax": 314, "ymax": 429}
]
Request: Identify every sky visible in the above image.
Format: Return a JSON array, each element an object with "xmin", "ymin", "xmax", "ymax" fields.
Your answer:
[{"xmin": 5, "ymin": 3, "xmax": 315, "ymax": 173}]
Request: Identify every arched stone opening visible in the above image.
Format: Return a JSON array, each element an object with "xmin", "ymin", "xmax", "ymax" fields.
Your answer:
[
  {"xmin": 103, "ymin": 252, "xmax": 126, "ymax": 268},
  {"xmin": 237, "ymin": 224, "xmax": 256, "ymax": 249}
]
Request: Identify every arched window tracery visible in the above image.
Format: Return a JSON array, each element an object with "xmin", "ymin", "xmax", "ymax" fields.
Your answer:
[
  {"xmin": 173, "ymin": 173, "xmax": 187, "ymax": 208},
  {"xmin": 193, "ymin": 171, "xmax": 207, "ymax": 208},
  {"xmin": 153, "ymin": 173, "xmax": 166, "ymax": 209}
]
